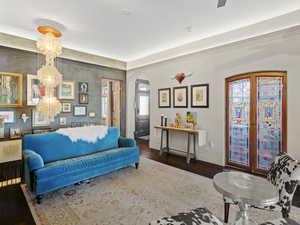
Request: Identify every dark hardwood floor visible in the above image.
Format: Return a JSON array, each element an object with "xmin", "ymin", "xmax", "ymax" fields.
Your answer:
[
  {"xmin": 0, "ymin": 184, "xmax": 36, "ymax": 225},
  {"xmin": 139, "ymin": 139, "xmax": 223, "ymax": 178},
  {"xmin": 1, "ymin": 138, "xmax": 299, "ymax": 225}
]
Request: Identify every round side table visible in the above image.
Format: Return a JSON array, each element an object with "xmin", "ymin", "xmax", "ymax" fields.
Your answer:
[{"xmin": 213, "ymin": 171, "xmax": 278, "ymax": 225}]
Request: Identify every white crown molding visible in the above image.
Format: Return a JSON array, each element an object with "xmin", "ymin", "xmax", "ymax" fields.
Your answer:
[
  {"xmin": 0, "ymin": 32, "xmax": 126, "ymax": 71},
  {"xmin": 127, "ymin": 10, "xmax": 300, "ymax": 71},
  {"xmin": 1, "ymin": 9, "xmax": 300, "ymax": 72}
]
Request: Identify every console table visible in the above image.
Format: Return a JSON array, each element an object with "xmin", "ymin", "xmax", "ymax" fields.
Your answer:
[{"xmin": 154, "ymin": 125, "xmax": 199, "ymax": 164}]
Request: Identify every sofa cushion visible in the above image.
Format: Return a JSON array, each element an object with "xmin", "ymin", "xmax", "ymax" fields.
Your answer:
[
  {"xmin": 34, "ymin": 147, "xmax": 139, "ymax": 181},
  {"xmin": 23, "ymin": 127, "xmax": 120, "ymax": 163}
]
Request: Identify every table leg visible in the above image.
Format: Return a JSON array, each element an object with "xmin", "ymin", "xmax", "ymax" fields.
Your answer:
[
  {"xmin": 235, "ymin": 202, "xmax": 257, "ymax": 225},
  {"xmin": 160, "ymin": 130, "xmax": 164, "ymax": 156},
  {"xmin": 166, "ymin": 130, "xmax": 170, "ymax": 154},
  {"xmin": 187, "ymin": 133, "xmax": 191, "ymax": 164},
  {"xmin": 193, "ymin": 134, "xmax": 196, "ymax": 160}
]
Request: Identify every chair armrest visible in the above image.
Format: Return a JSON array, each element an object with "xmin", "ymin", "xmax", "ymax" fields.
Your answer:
[
  {"xmin": 118, "ymin": 137, "xmax": 136, "ymax": 148},
  {"xmin": 23, "ymin": 150, "xmax": 44, "ymax": 171}
]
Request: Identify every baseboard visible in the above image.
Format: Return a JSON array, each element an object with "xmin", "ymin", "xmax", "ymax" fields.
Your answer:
[{"xmin": 150, "ymin": 147, "xmax": 224, "ymax": 171}]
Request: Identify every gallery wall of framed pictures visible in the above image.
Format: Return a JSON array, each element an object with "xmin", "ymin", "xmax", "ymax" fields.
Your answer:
[
  {"xmin": 27, "ymin": 77, "xmax": 94, "ymax": 128},
  {"xmin": 0, "ymin": 73, "xmax": 99, "ymax": 131},
  {"xmin": 0, "ymin": 45, "xmax": 127, "ymax": 138},
  {"xmin": 158, "ymin": 84, "xmax": 209, "ymax": 109}
]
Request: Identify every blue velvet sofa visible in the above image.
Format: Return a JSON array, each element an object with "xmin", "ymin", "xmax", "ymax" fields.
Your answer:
[{"xmin": 23, "ymin": 127, "xmax": 140, "ymax": 203}]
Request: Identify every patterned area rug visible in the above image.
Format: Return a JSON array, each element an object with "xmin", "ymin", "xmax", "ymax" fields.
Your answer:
[{"xmin": 22, "ymin": 158, "xmax": 300, "ymax": 225}]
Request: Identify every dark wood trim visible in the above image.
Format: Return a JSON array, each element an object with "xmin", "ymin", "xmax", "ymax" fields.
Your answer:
[
  {"xmin": 250, "ymin": 75, "xmax": 257, "ymax": 173},
  {"xmin": 282, "ymin": 73, "xmax": 288, "ymax": 155},
  {"xmin": 225, "ymin": 71, "xmax": 287, "ymax": 175},
  {"xmin": 158, "ymin": 88, "xmax": 171, "ymax": 108},
  {"xmin": 173, "ymin": 86, "xmax": 188, "ymax": 108},
  {"xmin": 191, "ymin": 83, "xmax": 209, "ymax": 108},
  {"xmin": 0, "ymin": 137, "xmax": 22, "ymax": 142},
  {"xmin": 225, "ymin": 77, "xmax": 229, "ymax": 168}
]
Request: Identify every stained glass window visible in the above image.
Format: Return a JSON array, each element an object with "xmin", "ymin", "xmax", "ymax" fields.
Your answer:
[
  {"xmin": 257, "ymin": 77, "xmax": 283, "ymax": 170},
  {"xmin": 228, "ymin": 79, "xmax": 250, "ymax": 166}
]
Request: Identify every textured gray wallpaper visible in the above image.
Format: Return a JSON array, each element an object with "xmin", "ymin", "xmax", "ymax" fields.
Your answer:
[{"xmin": 0, "ymin": 46, "xmax": 126, "ymax": 136}]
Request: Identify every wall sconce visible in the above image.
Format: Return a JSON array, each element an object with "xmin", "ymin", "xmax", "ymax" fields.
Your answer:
[{"xmin": 171, "ymin": 73, "xmax": 192, "ymax": 84}]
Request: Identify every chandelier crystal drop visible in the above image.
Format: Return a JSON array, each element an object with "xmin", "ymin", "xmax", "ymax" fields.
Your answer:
[
  {"xmin": 36, "ymin": 92, "xmax": 62, "ymax": 122},
  {"xmin": 37, "ymin": 32, "xmax": 62, "ymax": 59},
  {"xmin": 37, "ymin": 64, "xmax": 62, "ymax": 88}
]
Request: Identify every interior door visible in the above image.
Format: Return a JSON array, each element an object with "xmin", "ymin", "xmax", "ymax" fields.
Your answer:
[
  {"xmin": 226, "ymin": 72, "xmax": 287, "ymax": 174},
  {"xmin": 134, "ymin": 79, "xmax": 150, "ymax": 138},
  {"xmin": 226, "ymin": 76, "xmax": 251, "ymax": 170},
  {"xmin": 101, "ymin": 79, "xmax": 121, "ymax": 128},
  {"xmin": 255, "ymin": 75, "xmax": 286, "ymax": 173}
]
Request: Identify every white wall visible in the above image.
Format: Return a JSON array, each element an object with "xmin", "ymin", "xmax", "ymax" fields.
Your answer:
[{"xmin": 126, "ymin": 26, "xmax": 300, "ymax": 166}]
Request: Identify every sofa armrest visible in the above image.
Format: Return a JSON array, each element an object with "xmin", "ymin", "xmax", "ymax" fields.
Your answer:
[
  {"xmin": 118, "ymin": 137, "xmax": 136, "ymax": 148},
  {"xmin": 23, "ymin": 150, "xmax": 44, "ymax": 171}
]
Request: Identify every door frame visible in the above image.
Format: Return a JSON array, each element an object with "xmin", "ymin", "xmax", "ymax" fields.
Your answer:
[
  {"xmin": 101, "ymin": 78, "xmax": 125, "ymax": 136},
  {"xmin": 134, "ymin": 79, "xmax": 150, "ymax": 138},
  {"xmin": 225, "ymin": 71, "xmax": 287, "ymax": 174}
]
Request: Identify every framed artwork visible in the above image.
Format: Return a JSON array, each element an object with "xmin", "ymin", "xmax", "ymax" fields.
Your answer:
[
  {"xmin": 74, "ymin": 106, "xmax": 87, "ymax": 116},
  {"xmin": 173, "ymin": 86, "xmax": 188, "ymax": 108},
  {"xmin": 62, "ymin": 102, "xmax": 72, "ymax": 113},
  {"xmin": 89, "ymin": 112, "xmax": 96, "ymax": 118},
  {"xmin": 32, "ymin": 111, "xmax": 50, "ymax": 127},
  {"xmin": 0, "ymin": 119, "xmax": 4, "ymax": 138},
  {"xmin": 10, "ymin": 128, "xmax": 21, "ymax": 139},
  {"xmin": 27, "ymin": 74, "xmax": 45, "ymax": 106},
  {"xmin": 59, "ymin": 117, "xmax": 67, "ymax": 126},
  {"xmin": 0, "ymin": 111, "xmax": 15, "ymax": 123},
  {"xmin": 79, "ymin": 82, "xmax": 88, "ymax": 93},
  {"xmin": 191, "ymin": 84, "xmax": 209, "ymax": 108},
  {"xmin": 79, "ymin": 93, "xmax": 89, "ymax": 104},
  {"xmin": 158, "ymin": 88, "xmax": 171, "ymax": 108},
  {"xmin": 71, "ymin": 122, "xmax": 83, "ymax": 127},
  {"xmin": 58, "ymin": 81, "xmax": 75, "ymax": 100},
  {"xmin": 0, "ymin": 72, "xmax": 23, "ymax": 107}
]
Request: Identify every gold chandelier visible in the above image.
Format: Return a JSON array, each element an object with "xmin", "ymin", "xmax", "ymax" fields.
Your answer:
[{"xmin": 36, "ymin": 26, "xmax": 63, "ymax": 121}]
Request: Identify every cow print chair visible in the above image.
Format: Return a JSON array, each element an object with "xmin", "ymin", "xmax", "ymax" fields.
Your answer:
[
  {"xmin": 149, "ymin": 207, "xmax": 299, "ymax": 225},
  {"xmin": 223, "ymin": 153, "xmax": 300, "ymax": 223},
  {"xmin": 149, "ymin": 207, "xmax": 223, "ymax": 225},
  {"xmin": 260, "ymin": 218, "xmax": 299, "ymax": 225}
]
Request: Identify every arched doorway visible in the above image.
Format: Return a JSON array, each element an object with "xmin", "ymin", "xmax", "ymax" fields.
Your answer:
[{"xmin": 225, "ymin": 71, "xmax": 287, "ymax": 174}]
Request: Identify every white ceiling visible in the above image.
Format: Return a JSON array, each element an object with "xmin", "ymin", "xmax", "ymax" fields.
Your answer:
[{"xmin": 1, "ymin": 0, "xmax": 300, "ymax": 62}]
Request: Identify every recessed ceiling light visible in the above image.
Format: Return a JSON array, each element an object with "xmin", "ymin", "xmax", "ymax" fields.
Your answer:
[
  {"xmin": 185, "ymin": 26, "xmax": 192, "ymax": 32},
  {"xmin": 121, "ymin": 9, "xmax": 132, "ymax": 16}
]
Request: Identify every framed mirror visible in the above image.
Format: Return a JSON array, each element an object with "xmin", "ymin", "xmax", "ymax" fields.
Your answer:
[{"xmin": 0, "ymin": 72, "xmax": 23, "ymax": 107}]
